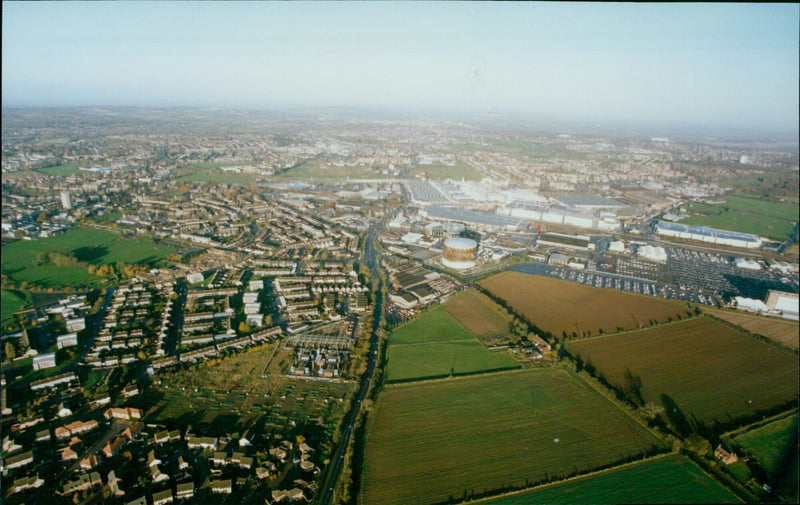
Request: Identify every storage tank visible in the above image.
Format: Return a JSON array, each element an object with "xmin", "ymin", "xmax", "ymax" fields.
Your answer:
[{"xmin": 442, "ymin": 237, "xmax": 478, "ymax": 270}]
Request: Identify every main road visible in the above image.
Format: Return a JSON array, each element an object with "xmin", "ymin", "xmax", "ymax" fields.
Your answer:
[{"xmin": 316, "ymin": 216, "xmax": 388, "ymax": 505}]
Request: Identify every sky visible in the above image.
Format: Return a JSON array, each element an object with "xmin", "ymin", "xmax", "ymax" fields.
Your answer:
[{"xmin": 2, "ymin": 2, "xmax": 798, "ymax": 134}]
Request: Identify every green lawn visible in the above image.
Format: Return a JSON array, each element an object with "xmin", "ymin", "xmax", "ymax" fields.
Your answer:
[
  {"xmin": 732, "ymin": 413, "xmax": 798, "ymax": 476},
  {"xmin": 1, "ymin": 227, "xmax": 175, "ymax": 287},
  {"xmin": 478, "ymin": 454, "xmax": 741, "ymax": 504},
  {"xmin": 682, "ymin": 195, "xmax": 798, "ymax": 241},
  {"xmin": 385, "ymin": 307, "xmax": 519, "ymax": 381},
  {"xmin": 280, "ymin": 160, "xmax": 392, "ymax": 180},
  {"xmin": 175, "ymin": 167, "xmax": 260, "ymax": 186},
  {"xmin": 1, "ymin": 289, "xmax": 32, "ymax": 324},
  {"xmin": 34, "ymin": 162, "xmax": 83, "ymax": 177},
  {"xmin": 388, "ymin": 307, "xmax": 474, "ymax": 345},
  {"xmin": 416, "ymin": 162, "xmax": 482, "ymax": 181},
  {"xmin": 386, "ymin": 340, "xmax": 519, "ymax": 382},
  {"xmin": 364, "ymin": 369, "xmax": 664, "ymax": 505}
]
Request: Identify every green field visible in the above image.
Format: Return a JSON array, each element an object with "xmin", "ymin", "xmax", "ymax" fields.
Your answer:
[
  {"xmin": 386, "ymin": 339, "xmax": 520, "ymax": 382},
  {"xmin": 416, "ymin": 162, "xmax": 482, "ymax": 181},
  {"xmin": 388, "ymin": 307, "xmax": 475, "ymax": 345},
  {"xmin": 280, "ymin": 159, "xmax": 392, "ymax": 180},
  {"xmin": 363, "ymin": 369, "xmax": 663, "ymax": 505},
  {"xmin": 731, "ymin": 414, "xmax": 798, "ymax": 477},
  {"xmin": 35, "ymin": 162, "xmax": 82, "ymax": 177},
  {"xmin": 1, "ymin": 289, "xmax": 33, "ymax": 324},
  {"xmin": 1, "ymin": 227, "xmax": 175, "ymax": 287},
  {"xmin": 385, "ymin": 307, "xmax": 519, "ymax": 381},
  {"xmin": 568, "ymin": 318, "xmax": 799, "ymax": 425},
  {"xmin": 175, "ymin": 166, "xmax": 260, "ymax": 186},
  {"xmin": 478, "ymin": 454, "xmax": 740, "ymax": 504},
  {"xmin": 682, "ymin": 194, "xmax": 799, "ymax": 241}
]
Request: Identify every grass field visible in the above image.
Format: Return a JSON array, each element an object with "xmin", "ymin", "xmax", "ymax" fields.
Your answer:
[
  {"xmin": 363, "ymin": 369, "xmax": 663, "ymax": 505},
  {"xmin": 731, "ymin": 413, "xmax": 798, "ymax": 477},
  {"xmin": 477, "ymin": 454, "xmax": 741, "ymax": 504},
  {"xmin": 682, "ymin": 194, "xmax": 798, "ymax": 241},
  {"xmin": 479, "ymin": 271, "xmax": 693, "ymax": 338},
  {"xmin": 388, "ymin": 307, "xmax": 475, "ymax": 345},
  {"xmin": 1, "ymin": 289, "xmax": 33, "ymax": 324},
  {"xmin": 386, "ymin": 340, "xmax": 520, "ymax": 382},
  {"xmin": 280, "ymin": 159, "xmax": 392, "ymax": 180},
  {"xmin": 704, "ymin": 308, "xmax": 799, "ymax": 349},
  {"xmin": 35, "ymin": 162, "xmax": 83, "ymax": 177},
  {"xmin": 175, "ymin": 166, "xmax": 260, "ymax": 186},
  {"xmin": 385, "ymin": 307, "xmax": 519, "ymax": 381},
  {"xmin": 1, "ymin": 227, "xmax": 175, "ymax": 287},
  {"xmin": 416, "ymin": 162, "xmax": 482, "ymax": 181},
  {"xmin": 443, "ymin": 289, "xmax": 512, "ymax": 343},
  {"xmin": 568, "ymin": 317, "xmax": 799, "ymax": 425}
]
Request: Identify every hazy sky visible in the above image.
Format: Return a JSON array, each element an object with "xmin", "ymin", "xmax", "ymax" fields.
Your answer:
[{"xmin": 3, "ymin": 2, "xmax": 798, "ymax": 132}]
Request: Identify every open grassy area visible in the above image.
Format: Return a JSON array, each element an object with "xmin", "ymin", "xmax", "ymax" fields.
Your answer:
[
  {"xmin": 416, "ymin": 162, "xmax": 482, "ymax": 181},
  {"xmin": 704, "ymin": 308, "xmax": 798, "ymax": 349},
  {"xmin": 443, "ymin": 289, "xmax": 513, "ymax": 343},
  {"xmin": 385, "ymin": 307, "xmax": 519, "ymax": 381},
  {"xmin": 478, "ymin": 454, "xmax": 741, "ymax": 504},
  {"xmin": 386, "ymin": 339, "xmax": 520, "ymax": 382},
  {"xmin": 388, "ymin": 307, "xmax": 474, "ymax": 345},
  {"xmin": 363, "ymin": 369, "xmax": 663, "ymax": 505},
  {"xmin": 34, "ymin": 162, "xmax": 82, "ymax": 177},
  {"xmin": 280, "ymin": 159, "xmax": 393, "ymax": 180},
  {"xmin": 682, "ymin": 194, "xmax": 798, "ymax": 241},
  {"xmin": 731, "ymin": 413, "xmax": 798, "ymax": 477},
  {"xmin": 568, "ymin": 317, "xmax": 799, "ymax": 425},
  {"xmin": 1, "ymin": 289, "xmax": 32, "ymax": 324},
  {"xmin": 479, "ymin": 271, "xmax": 693, "ymax": 339},
  {"xmin": 175, "ymin": 166, "xmax": 261, "ymax": 186},
  {"xmin": 1, "ymin": 227, "xmax": 175, "ymax": 287}
]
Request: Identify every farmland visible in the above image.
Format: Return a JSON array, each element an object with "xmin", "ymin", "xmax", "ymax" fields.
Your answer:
[
  {"xmin": 443, "ymin": 289, "xmax": 513, "ymax": 344},
  {"xmin": 730, "ymin": 413, "xmax": 798, "ymax": 477},
  {"xmin": 1, "ymin": 289, "xmax": 32, "ymax": 324},
  {"xmin": 1, "ymin": 227, "xmax": 175, "ymax": 287},
  {"xmin": 387, "ymin": 307, "xmax": 474, "ymax": 345},
  {"xmin": 478, "ymin": 454, "xmax": 741, "ymax": 504},
  {"xmin": 682, "ymin": 194, "xmax": 798, "ymax": 241},
  {"xmin": 362, "ymin": 369, "xmax": 663, "ymax": 505},
  {"xmin": 704, "ymin": 308, "xmax": 799, "ymax": 349},
  {"xmin": 479, "ymin": 271, "xmax": 693, "ymax": 338},
  {"xmin": 385, "ymin": 307, "xmax": 520, "ymax": 382},
  {"xmin": 568, "ymin": 317, "xmax": 799, "ymax": 424},
  {"xmin": 280, "ymin": 159, "xmax": 393, "ymax": 180}
]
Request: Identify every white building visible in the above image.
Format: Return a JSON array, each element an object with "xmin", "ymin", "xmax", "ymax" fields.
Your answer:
[
  {"xmin": 57, "ymin": 333, "xmax": 79, "ymax": 349},
  {"xmin": 32, "ymin": 353, "xmax": 57, "ymax": 371}
]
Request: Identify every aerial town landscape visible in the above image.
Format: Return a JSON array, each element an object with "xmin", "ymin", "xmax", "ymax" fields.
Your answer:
[{"xmin": 2, "ymin": 3, "xmax": 798, "ymax": 505}]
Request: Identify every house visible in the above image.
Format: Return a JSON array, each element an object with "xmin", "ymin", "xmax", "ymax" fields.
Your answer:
[
  {"xmin": 57, "ymin": 333, "xmax": 79, "ymax": 349},
  {"xmin": 60, "ymin": 472, "xmax": 102, "ymax": 495},
  {"xmin": 177, "ymin": 455, "xmax": 189, "ymax": 470},
  {"xmin": 187, "ymin": 436, "xmax": 218, "ymax": 450},
  {"xmin": 147, "ymin": 449, "xmax": 162, "ymax": 467},
  {"xmin": 104, "ymin": 407, "xmax": 142, "ymax": 420},
  {"xmin": 122, "ymin": 421, "xmax": 144, "ymax": 440},
  {"xmin": 56, "ymin": 419, "xmax": 99, "ymax": 439},
  {"xmin": 299, "ymin": 460, "xmax": 317, "ymax": 473},
  {"xmin": 154, "ymin": 430, "xmax": 171, "ymax": 444},
  {"xmin": 79, "ymin": 454, "xmax": 101, "ymax": 470},
  {"xmin": 32, "ymin": 352, "xmax": 57, "ymax": 370},
  {"xmin": 57, "ymin": 402, "xmax": 73, "ymax": 418},
  {"xmin": 5, "ymin": 450, "xmax": 34, "ymax": 470},
  {"xmin": 176, "ymin": 481, "xmax": 194, "ymax": 499},
  {"xmin": 61, "ymin": 446, "xmax": 79, "ymax": 461},
  {"xmin": 210, "ymin": 478, "xmax": 233, "ymax": 494},
  {"xmin": 102, "ymin": 436, "xmax": 126, "ymax": 458},
  {"xmin": 150, "ymin": 465, "xmax": 169, "ymax": 483},
  {"xmin": 152, "ymin": 489, "xmax": 173, "ymax": 505},
  {"xmin": 10, "ymin": 474, "xmax": 45, "ymax": 494},
  {"xmin": 272, "ymin": 488, "xmax": 306, "ymax": 502},
  {"xmin": 107, "ymin": 470, "xmax": 124, "ymax": 496},
  {"xmin": 714, "ymin": 444, "xmax": 739, "ymax": 465},
  {"xmin": 66, "ymin": 318, "xmax": 86, "ymax": 332},
  {"xmin": 126, "ymin": 497, "xmax": 147, "ymax": 505}
]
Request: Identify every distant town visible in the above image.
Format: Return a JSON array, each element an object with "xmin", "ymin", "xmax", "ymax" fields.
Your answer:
[{"xmin": 1, "ymin": 107, "xmax": 798, "ymax": 505}]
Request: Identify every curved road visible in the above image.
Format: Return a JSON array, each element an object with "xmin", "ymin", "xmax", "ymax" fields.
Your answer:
[{"xmin": 316, "ymin": 218, "xmax": 387, "ymax": 505}]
